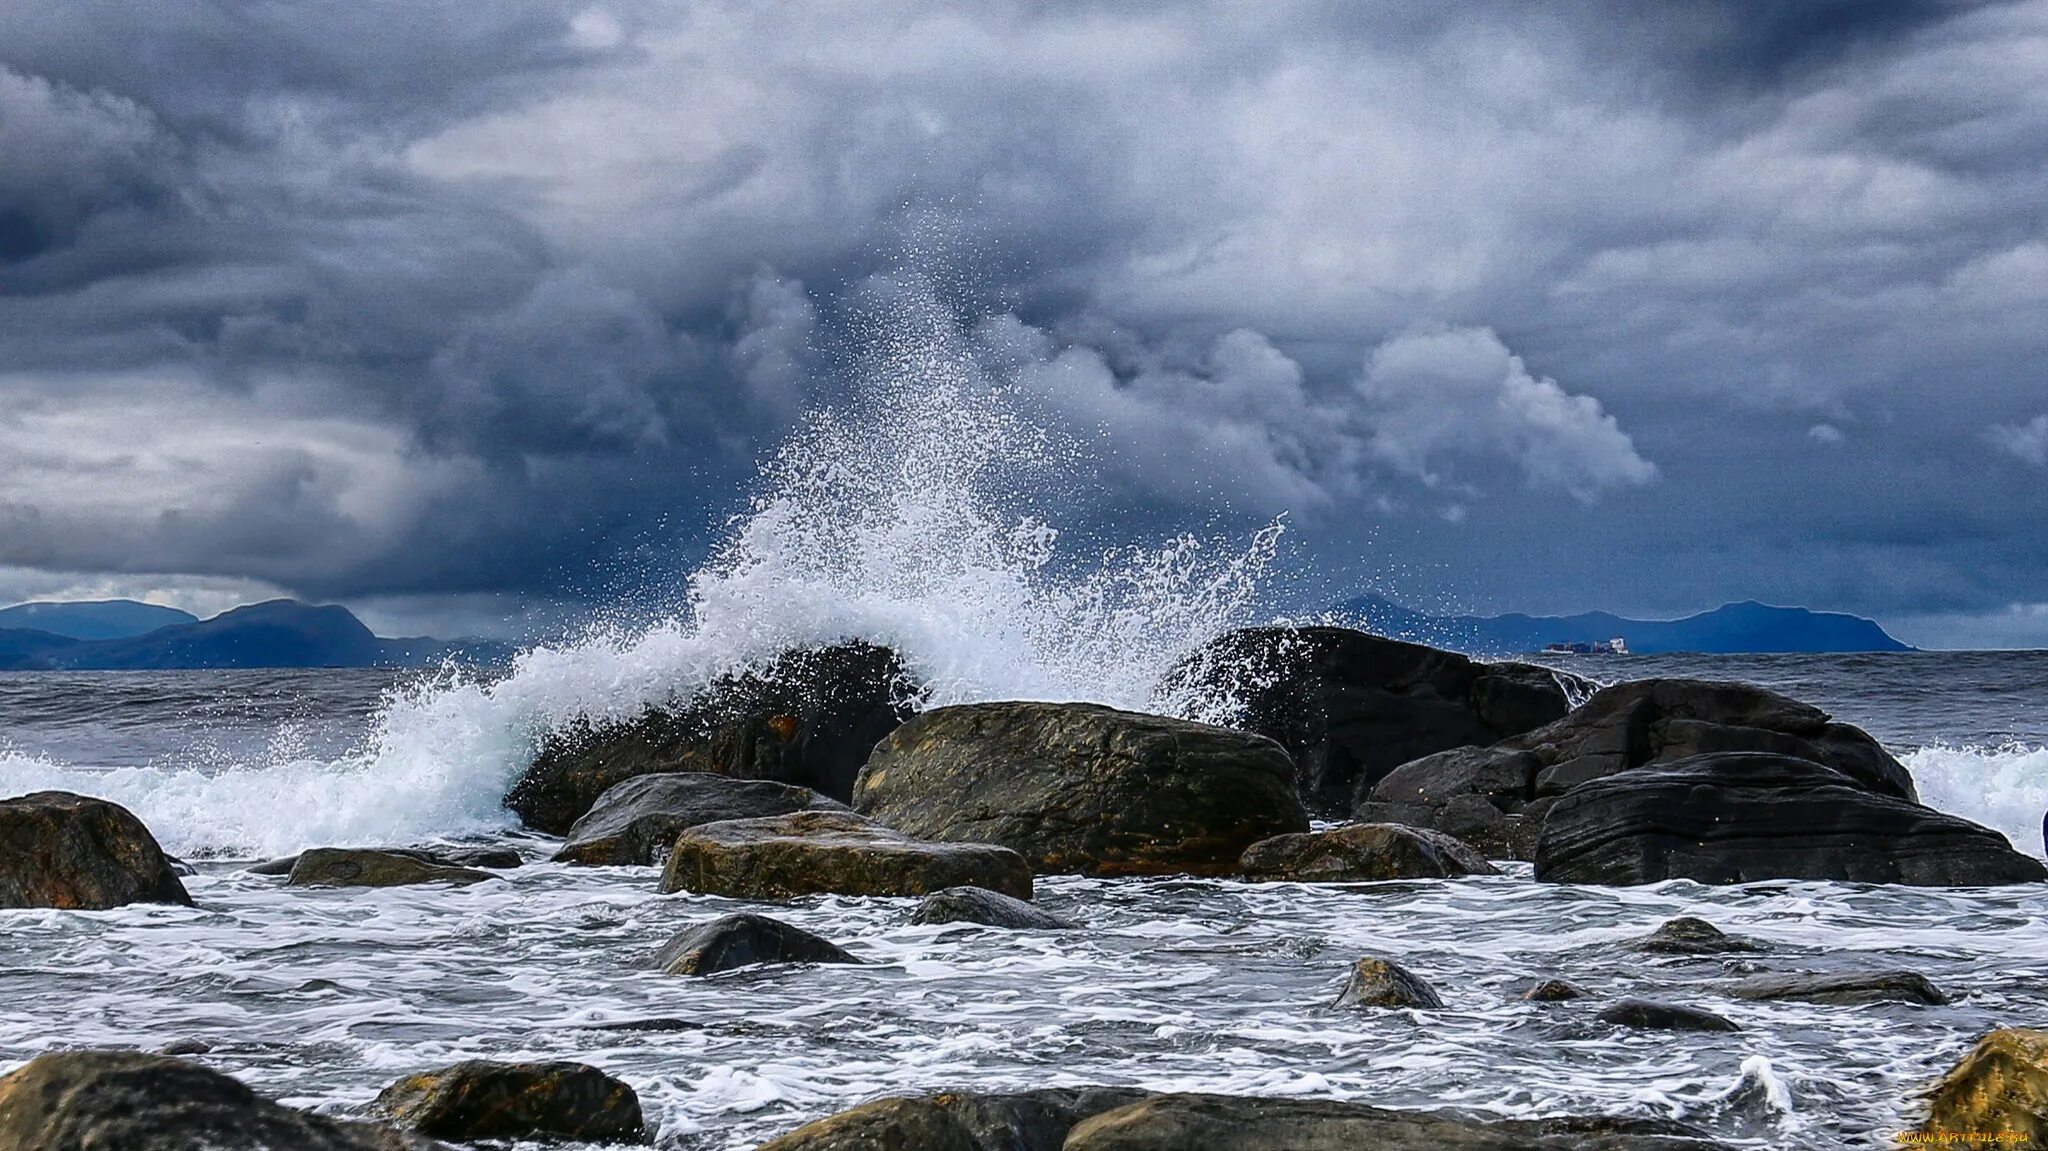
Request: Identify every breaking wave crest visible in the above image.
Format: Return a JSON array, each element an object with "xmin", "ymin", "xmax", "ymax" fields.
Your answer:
[{"xmin": 1904, "ymin": 742, "xmax": 2048, "ymax": 858}]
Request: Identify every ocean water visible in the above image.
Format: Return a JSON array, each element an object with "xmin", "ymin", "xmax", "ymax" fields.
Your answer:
[{"xmin": 3, "ymin": 281, "xmax": 2045, "ymax": 1148}]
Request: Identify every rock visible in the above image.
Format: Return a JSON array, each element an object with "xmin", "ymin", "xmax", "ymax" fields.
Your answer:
[
  {"xmin": 0, "ymin": 791, "xmax": 192, "ymax": 910},
  {"xmin": 754, "ymin": 1087, "xmax": 1152, "ymax": 1151},
  {"xmin": 1061, "ymin": 1093, "xmax": 1729, "ymax": 1150},
  {"xmin": 1913, "ymin": 1028, "xmax": 2048, "ymax": 1144},
  {"xmin": 158, "ymin": 1039, "xmax": 213, "ymax": 1056},
  {"xmin": 554, "ymin": 773, "xmax": 845, "ymax": 866},
  {"xmin": 1723, "ymin": 970, "xmax": 1949, "ymax": 1005},
  {"xmin": 1358, "ymin": 678, "xmax": 1916, "ymax": 859},
  {"xmin": 653, "ymin": 912, "xmax": 860, "ymax": 975},
  {"xmin": 1631, "ymin": 917, "xmax": 1762, "ymax": 955},
  {"xmin": 660, "ymin": 810, "xmax": 1032, "ymax": 899},
  {"xmin": 253, "ymin": 846, "xmax": 521, "ymax": 877},
  {"xmin": 374, "ymin": 1059, "xmax": 647, "ymax": 1143},
  {"xmin": 911, "ymin": 886, "xmax": 1074, "ymax": 930},
  {"xmin": 1161, "ymin": 626, "xmax": 1588, "ymax": 813},
  {"xmin": 0, "ymin": 1050, "xmax": 446, "ymax": 1151},
  {"xmin": 1535, "ymin": 753, "xmax": 2048, "ymax": 886},
  {"xmin": 285, "ymin": 848, "xmax": 496, "ymax": 888},
  {"xmin": 1332, "ymin": 956, "xmax": 1443, "ymax": 1009},
  {"xmin": 1596, "ymin": 999, "xmax": 1739, "ymax": 1032},
  {"xmin": 1520, "ymin": 979, "xmax": 1586, "ymax": 1002},
  {"xmin": 854, "ymin": 701, "xmax": 1308, "ymax": 877},
  {"xmin": 1239, "ymin": 823, "xmax": 1498, "ymax": 881},
  {"xmin": 506, "ymin": 641, "xmax": 918, "ymax": 833}
]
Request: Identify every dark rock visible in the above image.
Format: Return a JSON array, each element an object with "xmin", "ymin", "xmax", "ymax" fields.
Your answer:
[
  {"xmin": 754, "ymin": 1087, "xmax": 1152, "ymax": 1151},
  {"xmin": 1596, "ymin": 999, "xmax": 1740, "ymax": 1032},
  {"xmin": 374, "ymin": 1059, "xmax": 647, "ymax": 1143},
  {"xmin": 285, "ymin": 848, "xmax": 496, "ymax": 889},
  {"xmin": 253, "ymin": 846, "xmax": 520, "ymax": 877},
  {"xmin": 1535, "ymin": 753, "xmax": 2048, "ymax": 886},
  {"xmin": 1163, "ymin": 626, "xmax": 1586, "ymax": 812},
  {"xmin": 506, "ymin": 641, "xmax": 918, "ymax": 833},
  {"xmin": 660, "ymin": 810, "xmax": 1032, "ymax": 899},
  {"xmin": 653, "ymin": 912, "xmax": 859, "ymax": 975},
  {"xmin": 1520, "ymin": 979, "xmax": 1587, "ymax": 1002},
  {"xmin": 1912, "ymin": 1028, "xmax": 2048, "ymax": 1144},
  {"xmin": 247, "ymin": 855, "xmax": 298, "ymax": 875},
  {"xmin": 1359, "ymin": 678, "xmax": 1917, "ymax": 859},
  {"xmin": 0, "ymin": 1050, "xmax": 446, "ymax": 1151},
  {"xmin": 854, "ymin": 701, "xmax": 1307, "ymax": 876},
  {"xmin": 158, "ymin": 1039, "xmax": 213, "ymax": 1056},
  {"xmin": 1061, "ymin": 1093, "xmax": 1730, "ymax": 1150},
  {"xmin": 1239, "ymin": 823, "xmax": 1498, "ymax": 881},
  {"xmin": 1332, "ymin": 957, "xmax": 1443, "ymax": 1009},
  {"xmin": 554, "ymin": 773, "xmax": 845, "ymax": 866},
  {"xmin": 1722, "ymin": 970, "xmax": 1949, "ymax": 1005},
  {"xmin": 911, "ymin": 886, "xmax": 1074, "ymax": 930},
  {"xmin": 0, "ymin": 791, "xmax": 192, "ymax": 910},
  {"xmin": 1631, "ymin": 917, "xmax": 1762, "ymax": 955}
]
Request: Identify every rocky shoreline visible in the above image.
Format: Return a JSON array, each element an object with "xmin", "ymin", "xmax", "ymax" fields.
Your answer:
[{"xmin": 2, "ymin": 626, "xmax": 2045, "ymax": 1146}]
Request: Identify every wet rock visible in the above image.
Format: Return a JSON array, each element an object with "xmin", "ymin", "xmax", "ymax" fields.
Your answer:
[
  {"xmin": 653, "ymin": 912, "xmax": 859, "ymax": 975},
  {"xmin": 660, "ymin": 810, "xmax": 1032, "ymax": 899},
  {"xmin": 1535, "ymin": 753, "xmax": 2048, "ymax": 886},
  {"xmin": 1520, "ymin": 979, "xmax": 1587, "ymax": 1002},
  {"xmin": 1239, "ymin": 823, "xmax": 1498, "ymax": 881},
  {"xmin": 1597, "ymin": 999, "xmax": 1739, "ymax": 1032},
  {"xmin": 1358, "ymin": 678, "xmax": 1916, "ymax": 859},
  {"xmin": 1060, "ymin": 1093, "xmax": 1730, "ymax": 1150},
  {"xmin": 285, "ymin": 848, "xmax": 496, "ymax": 889},
  {"xmin": 911, "ymin": 885, "xmax": 1074, "ymax": 930},
  {"xmin": 755, "ymin": 1087, "xmax": 1152, "ymax": 1151},
  {"xmin": 1162, "ymin": 626, "xmax": 1587, "ymax": 813},
  {"xmin": 0, "ymin": 791, "xmax": 192, "ymax": 910},
  {"xmin": 1913, "ymin": 1028, "xmax": 2048, "ymax": 1144},
  {"xmin": 1631, "ymin": 917, "xmax": 1762, "ymax": 955},
  {"xmin": 855, "ymin": 701, "xmax": 1307, "ymax": 876},
  {"xmin": 254, "ymin": 846, "xmax": 521, "ymax": 877},
  {"xmin": 374, "ymin": 1059, "xmax": 647, "ymax": 1143},
  {"xmin": 158, "ymin": 1038, "xmax": 213, "ymax": 1056},
  {"xmin": 554, "ymin": 773, "xmax": 845, "ymax": 866},
  {"xmin": 1723, "ymin": 970, "xmax": 1949, "ymax": 1005},
  {"xmin": 506, "ymin": 641, "xmax": 918, "ymax": 833},
  {"xmin": 1332, "ymin": 956, "xmax": 1443, "ymax": 1009},
  {"xmin": 0, "ymin": 1050, "xmax": 446, "ymax": 1151}
]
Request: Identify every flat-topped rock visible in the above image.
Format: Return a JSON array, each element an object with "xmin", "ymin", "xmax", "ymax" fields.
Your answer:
[
  {"xmin": 754, "ymin": 1087, "xmax": 1151, "ymax": 1151},
  {"xmin": 1723, "ymin": 970, "xmax": 1949, "ymax": 1005},
  {"xmin": 0, "ymin": 791, "xmax": 192, "ymax": 910},
  {"xmin": 911, "ymin": 886, "xmax": 1074, "ymax": 930},
  {"xmin": 555, "ymin": 773, "xmax": 845, "ymax": 866},
  {"xmin": 660, "ymin": 810, "xmax": 1032, "ymax": 900},
  {"xmin": 374, "ymin": 1059, "xmax": 646, "ymax": 1143},
  {"xmin": 653, "ymin": 913, "xmax": 859, "ymax": 975},
  {"xmin": 251, "ymin": 845, "xmax": 521, "ymax": 877},
  {"xmin": 286, "ymin": 848, "xmax": 496, "ymax": 888},
  {"xmin": 854, "ymin": 701, "xmax": 1307, "ymax": 877},
  {"xmin": 1596, "ymin": 999, "xmax": 1740, "ymax": 1032},
  {"xmin": 1062, "ymin": 1093, "xmax": 1730, "ymax": 1150},
  {"xmin": 1240, "ymin": 823, "xmax": 1498, "ymax": 881}
]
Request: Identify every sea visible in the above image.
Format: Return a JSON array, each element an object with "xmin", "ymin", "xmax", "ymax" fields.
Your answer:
[{"xmin": 2, "ymin": 284, "xmax": 2044, "ymax": 1148}]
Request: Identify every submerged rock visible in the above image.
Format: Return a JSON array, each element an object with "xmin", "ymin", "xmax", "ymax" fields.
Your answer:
[
  {"xmin": 506, "ymin": 641, "xmax": 918, "ymax": 833},
  {"xmin": 653, "ymin": 912, "xmax": 860, "ymax": 975},
  {"xmin": 1164, "ymin": 626, "xmax": 1585, "ymax": 813},
  {"xmin": 554, "ymin": 773, "xmax": 845, "ymax": 866},
  {"xmin": 252, "ymin": 846, "xmax": 520, "ymax": 877},
  {"xmin": 754, "ymin": 1087, "xmax": 1151, "ymax": 1151},
  {"xmin": 660, "ymin": 810, "xmax": 1032, "ymax": 900},
  {"xmin": 1358, "ymin": 678, "xmax": 1916, "ymax": 859},
  {"xmin": 1061, "ymin": 1093, "xmax": 1729, "ymax": 1150},
  {"xmin": 1520, "ymin": 979, "xmax": 1587, "ymax": 1002},
  {"xmin": 854, "ymin": 701, "xmax": 1307, "ymax": 876},
  {"xmin": 374, "ymin": 1059, "xmax": 647, "ymax": 1143},
  {"xmin": 0, "ymin": 791, "xmax": 192, "ymax": 910},
  {"xmin": 1535, "ymin": 753, "xmax": 2047, "ymax": 886},
  {"xmin": 1332, "ymin": 957, "xmax": 1443, "ymax": 1009},
  {"xmin": 0, "ymin": 1050, "xmax": 445, "ymax": 1151},
  {"xmin": 911, "ymin": 886, "xmax": 1074, "ymax": 930},
  {"xmin": 1631, "ymin": 917, "xmax": 1762, "ymax": 956},
  {"xmin": 285, "ymin": 848, "xmax": 496, "ymax": 888},
  {"xmin": 1239, "ymin": 823, "xmax": 1498, "ymax": 881},
  {"xmin": 1596, "ymin": 999, "xmax": 1740, "ymax": 1032},
  {"xmin": 1913, "ymin": 1028, "xmax": 2048, "ymax": 1144},
  {"xmin": 1722, "ymin": 970, "xmax": 1949, "ymax": 1005}
]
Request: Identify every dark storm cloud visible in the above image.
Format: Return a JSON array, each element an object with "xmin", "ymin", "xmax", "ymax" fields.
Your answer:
[{"xmin": 1, "ymin": 1, "xmax": 2044, "ymax": 642}]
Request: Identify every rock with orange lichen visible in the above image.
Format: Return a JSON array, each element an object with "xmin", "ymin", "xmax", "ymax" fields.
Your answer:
[
  {"xmin": 0, "ymin": 791, "xmax": 191, "ymax": 910},
  {"xmin": 1910, "ymin": 1028, "xmax": 2048, "ymax": 1146}
]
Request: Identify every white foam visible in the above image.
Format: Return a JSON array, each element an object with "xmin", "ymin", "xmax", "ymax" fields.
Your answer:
[{"xmin": 1904, "ymin": 742, "xmax": 2048, "ymax": 858}]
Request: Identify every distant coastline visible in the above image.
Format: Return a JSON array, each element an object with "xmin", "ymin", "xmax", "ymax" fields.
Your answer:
[
  {"xmin": 0, "ymin": 599, "xmax": 512, "ymax": 671},
  {"xmin": 1339, "ymin": 596, "xmax": 1913, "ymax": 657}
]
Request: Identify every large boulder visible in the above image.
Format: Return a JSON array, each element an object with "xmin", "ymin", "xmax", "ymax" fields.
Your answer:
[
  {"xmin": 286, "ymin": 848, "xmax": 496, "ymax": 889},
  {"xmin": 1912, "ymin": 1028, "xmax": 2048, "ymax": 1144},
  {"xmin": 554, "ymin": 774, "xmax": 845, "ymax": 865},
  {"xmin": 1240, "ymin": 824, "xmax": 1497, "ymax": 882},
  {"xmin": 659, "ymin": 810, "xmax": 1032, "ymax": 899},
  {"xmin": 506, "ymin": 641, "xmax": 918, "ymax": 833},
  {"xmin": 0, "ymin": 1050, "xmax": 445, "ymax": 1151},
  {"xmin": 374, "ymin": 1060, "xmax": 647, "ymax": 1143},
  {"xmin": 854, "ymin": 702, "xmax": 1307, "ymax": 876},
  {"xmin": 1061, "ymin": 1094, "xmax": 1729, "ymax": 1150},
  {"xmin": 0, "ymin": 791, "xmax": 192, "ymax": 910},
  {"xmin": 653, "ymin": 912, "xmax": 859, "ymax": 975},
  {"xmin": 1360, "ymin": 678, "xmax": 1920, "ymax": 859},
  {"xmin": 1534, "ymin": 753, "xmax": 2048, "ymax": 886},
  {"xmin": 1163, "ymin": 626, "xmax": 1586, "ymax": 812},
  {"xmin": 754, "ymin": 1088, "xmax": 1151, "ymax": 1151}
]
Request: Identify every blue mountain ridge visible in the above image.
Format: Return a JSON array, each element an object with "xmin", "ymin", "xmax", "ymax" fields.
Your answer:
[
  {"xmin": 0, "ymin": 599, "xmax": 198, "ymax": 640},
  {"xmin": 1338, "ymin": 595, "xmax": 1913, "ymax": 656},
  {"xmin": 0, "ymin": 600, "xmax": 514, "ymax": 671}
]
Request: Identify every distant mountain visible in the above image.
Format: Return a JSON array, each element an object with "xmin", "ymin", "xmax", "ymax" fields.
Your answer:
[
  {"xmin": 0, "ymin": 600, "xmax": 515, "ymax": 671},
  {"xmin": 0, "ymin": 599, "xmax": 198, "ymax": 640},
  {"xmin": 1338, "ymin": 595, "xmax": 1913, "ymax": 656}
]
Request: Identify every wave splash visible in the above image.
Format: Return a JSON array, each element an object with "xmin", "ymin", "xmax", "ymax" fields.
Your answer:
[{"xmin": 1904, "ymin": 742, "xmax": 2048, "ymax": 859}]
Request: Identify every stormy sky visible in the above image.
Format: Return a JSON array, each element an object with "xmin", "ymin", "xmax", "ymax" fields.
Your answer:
[{"xmin": 2, "ymin": 1, "xmax": 2046, "ymax": 646}]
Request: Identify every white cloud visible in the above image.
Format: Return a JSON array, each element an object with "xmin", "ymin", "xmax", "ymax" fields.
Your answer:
[
  {"xmin": 1988, "ymin": 414, "xmax": 2048, "ymax": 466},
  {"xmin": 1809, "ymin": 423, "xmax": 1846, "ymax": 444}
]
